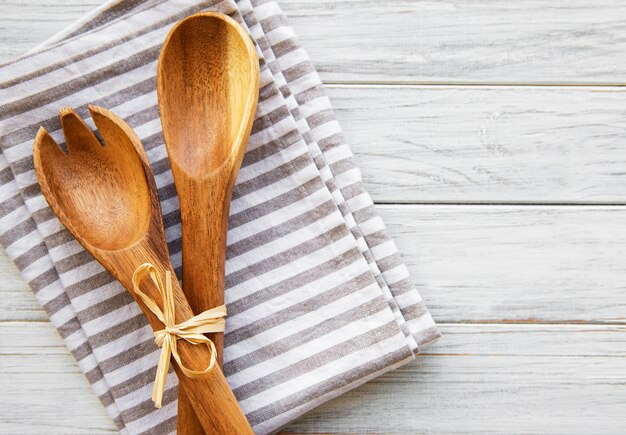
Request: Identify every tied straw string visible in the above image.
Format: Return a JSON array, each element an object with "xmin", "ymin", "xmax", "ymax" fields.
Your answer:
[{"xmin": 131, "ymin": 263, "xmax": 226, "ymax": 408}]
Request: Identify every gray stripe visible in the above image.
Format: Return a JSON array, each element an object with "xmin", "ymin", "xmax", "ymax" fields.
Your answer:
[
  {"xmin": 341, "ymin": 181, "xmax": 365, "ymax": 201},
  {"xmin": 0, "ymin": 193, "xmax": 24, "ymax": 219},
  {"xmin": 387, "ymin": 277, "xmax": 420, "ymax": 297},
  {"xmin": 41, "ymin": 227, "xmax": 75, "ymax": 250},
  {"xmin": 328, "ymin": 157, "xmax": 358, "ymax": 178},
  {"xmin": 88, "ymin": 314, "xmax": 148, "ymax": 351},
  {"xmin": 352, "ymin": 203, "xmax": 378, "ymax": 224},
  {"xmin": 118, "ymin": 386, "xmax": 177, "ymax": 425},
  {"xmin": 375, "ymin": 253, "xmax": 404, "ymax": 273},
  {"xmin": 138, "ymin": 415, "xmax": 176, "ymax": 435},
  {"xmin": 240, "ymin": 129, "xmax": 302, "ymax": 168},
  {"xmin": 75, "ymin": 290, "xmax": 135, "ymax": 327},
  {"xmin": 0, "ymin": 166, "xmax": 14, "ymax": 184},
  {"xmin": 234, "ymin": 320, "xmax": 402, "ymax": 401},
  {"xmin": 111, "ymin": 415, "xmax": 126, "ymax": 431},
  {"xmin": 281, "ymin": 60, "xmax": 316, "ymax": 85},
  {"xmin": 0, "ymin": 0, "xmax": 228, "ymax": 91},
  {"xmin": 28, "ymin": 267, "xmax": 60, "ymax": 294},
  {"xmin": 2, "ymin": 77, "xmax": 155, "ymax": 157},
  {"xmin": 71, "ymin": 339, "xmax": 97, "ymax": 362},
  {"xmin": 0, "ymin": 218, "xmax": 36, "ymax": 247},
  {"xmin": 13, "ymin": 242, "xmax": 48, "ymax": 271},
  {"xmin": 402, "ymin": 302, "xmax": 430, "ymax": 322},
  {"xmin": 84, "ymin": 364, "xmax": 106, "ymax": 385},
  {"xmin": 55, "ymin": 249, "xmax": 97, "ymax": 274},
  {"xmin": 224, "ymin": 296, "xmax": 390, "ymax": 375},
  {"xmin": 225, "ymin": 223, "xmax": 349, "ymax": 288},
  {"xmin": 232, "ymin": 152, "xmax": 312, "ymax": 199},
  {"xmin": 227, "ymin": 246, "xmax": 364, "ymax": 317},
  {"xmin": 42, "ymin": 291, "xmax": 73, "ymax": 317},
  {"xmin": 0, "ymin": 45, "xmax": 161, "ymax": 121},
  {"xmin": 246, "ymin": 346, "xmax": 412, "ymax": 427},
  {"xmin": 229, "ymin": 176, "xmax": 325, "ymax": 229},
  {"xmin": 318, "ymin": 132, "xmax": 346, "ymax": 152},
  {"xmin": 414, "ymin": 325, "xmax": 441, "ymax": 347},
  {"xmin": 64, "ymin": 270, "xmax": 116, "ymax": 299},
  {"xmin": 226, "ymin": 199, "xmax": 336, "ymax": 260},
  {"xmin": 55, "ymin": 313, "xmax": 84, "ymax": 338}
]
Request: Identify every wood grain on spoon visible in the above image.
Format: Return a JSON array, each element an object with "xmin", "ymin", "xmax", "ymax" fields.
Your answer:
[
  {"xmin": 157, "ymin": 12, "xmax": 260, "ymax": 435},
  {"xmin": 33, "ymin": 105, "xmax": 253, "ymax": 434}
]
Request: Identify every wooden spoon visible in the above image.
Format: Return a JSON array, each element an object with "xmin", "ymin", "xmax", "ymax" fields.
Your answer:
[
  {"xmin": 33, "ymin": 105, "xmax": 253, "ymax": 434},
  {"xmin": 157, "ymin": 12, "xmax": 259, "ymax": 434}
]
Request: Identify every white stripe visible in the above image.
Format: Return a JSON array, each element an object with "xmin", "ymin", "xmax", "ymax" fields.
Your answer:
[
  {"xmin": 229, "ymin": 307, "xmax": 399, "ymax": 389},
  {"xmin": 227, "ymin": 259, "xmax": 373, "ymax": 331},
  {"xmin": 238, "ymin": 333, "xmax": 409, "ymax": 413},
  {"xmin": 225, "ymin": 280, "xmax": 385, "ymax": 360},
  {"xmin": 226, "ymin": 231, "xmax": 355, "ymax": 303}
]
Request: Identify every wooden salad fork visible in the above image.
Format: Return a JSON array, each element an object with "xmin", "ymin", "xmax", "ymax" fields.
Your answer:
[
  {"xmin": 157, "ymin": 12, "xmax": 260, "ymax": 434},
  {"xmin": 33, "ymin": 105, "xmax": 253, "ymax": 434}
]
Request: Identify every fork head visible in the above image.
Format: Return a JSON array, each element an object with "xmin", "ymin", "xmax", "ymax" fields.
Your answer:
[{"xmin": 33, "ymin": 105, "xmax": 156, "ymax": 252}]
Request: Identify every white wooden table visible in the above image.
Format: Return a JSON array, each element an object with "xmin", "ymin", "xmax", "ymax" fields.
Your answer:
[{"xmin": 2, "ymin": 1, "xmax": 626, "ymax": 433}]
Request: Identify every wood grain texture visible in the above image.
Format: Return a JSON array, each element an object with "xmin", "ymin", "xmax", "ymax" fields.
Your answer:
[
  {"xmin": 1, "ymin": 1, "xmax": 626, "ymax": 434},
  {"xmin": 328, "ymin": 85, "xmax": 626, "ymax": 204},
  {"xmin": 5, "ymin": 1, "xmax": 626, "ymax": 86},
  {"xmin": 284, "ymin": 323, "xmax": 626, "ymax": 434},
  {"xmin": 34, "ymin": 106, "xmax": 251, "ymax": 434},
  {"xmin": 157, "ymin": 12, "xmax": 260, "ymax": 434},
  {"xmin": 0, "ymin": 1, "xmax": 101, "ymax": 62},
  {"xmin": 5, "ymin": 205, "xmax": 624, "ymax": 324},
  {"xmin": 280, "ymin": 0, "xmax": 626, "ymax": 85},
  {"xmin": 0, "ymin": 320, "xmax": 117, "ymax": 434},
  {"xmin": 3, "ymin": 321, "xmax": 625, "ymax": 434},
  {"xmin": 379, "ymin": 204, "xmax": 626, "ymax": 324},
  {"xmin": 0, "ymin": 257, "xmax": 45, "ymax": 321}
]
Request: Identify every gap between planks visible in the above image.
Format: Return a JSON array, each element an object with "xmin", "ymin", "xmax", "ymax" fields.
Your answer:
[
  {"xmin": 373, "ymin": 201, "xmax": 626, "ymax": 206},
  {"xmin": 326, "ymin": 81, "xmax": 626, "ymax": 88}
]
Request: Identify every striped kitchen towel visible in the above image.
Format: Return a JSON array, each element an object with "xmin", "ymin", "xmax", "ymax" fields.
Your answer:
[{"xmin": 0, "ymin": 0, "xmax": 439, "ymax": 433}]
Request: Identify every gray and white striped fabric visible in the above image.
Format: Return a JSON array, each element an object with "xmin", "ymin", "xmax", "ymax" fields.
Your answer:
[{"xmin": 0, "ymin": 0, "xmax": 439, "ymax": 433}]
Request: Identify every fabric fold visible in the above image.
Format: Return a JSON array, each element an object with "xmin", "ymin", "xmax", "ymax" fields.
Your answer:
[{"xmin": 0, "ymin": 1, "xmax": 439, "ymax": 433}]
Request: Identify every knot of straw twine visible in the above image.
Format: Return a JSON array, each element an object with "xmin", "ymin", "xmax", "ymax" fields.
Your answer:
[{"xmin": 131, "ymin": 263, "xmax": 226, "ymax": 408}]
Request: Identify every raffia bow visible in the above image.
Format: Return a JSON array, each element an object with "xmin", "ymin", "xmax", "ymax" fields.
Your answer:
[{"xmin": 131, "ymin": 262, "xmax": 226, "ymax": 408}]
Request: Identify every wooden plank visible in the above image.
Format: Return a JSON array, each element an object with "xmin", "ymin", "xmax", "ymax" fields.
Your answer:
[
  {"xmin": 327, "ymin": 84, "xmax": 626, "ymax": 204},
  {"xmin": 280, "ymin": 0, "xmax": 626, "ymax": 84},
  {"xmin": 0, "ymin": 321, "xmax": 117, "ymax": 434},
  {"xmin": 0, "ymin": 254, "xmax": 47, "ymax": 321},
  {"xmin": 284, "ymin": 323, "xmax": 626, "ymax": 434},
  {"xmin": 0, "ymin": 1, "xmax": 101, "ymax": 63},
  {"xmin": 378, "ymin": 204, "xmax": 626, "ymax": 323},
  {"xmin": 4, "ymin": 1, "xmax": 626, "ymax": 85},
  {"xmin": 3, "ymin": 205, "xmax": 626, "ymax": 324},
  {"xmin": 2, "ymin": 321, "xmax": 625, "ymax": 434}
]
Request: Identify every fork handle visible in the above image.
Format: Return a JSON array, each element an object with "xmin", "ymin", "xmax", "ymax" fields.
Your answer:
[{"xmin": 110, "ymin": 257, "xmax": 252, "ymax": 434}]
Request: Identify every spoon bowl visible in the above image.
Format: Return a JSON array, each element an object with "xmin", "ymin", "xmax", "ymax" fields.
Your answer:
[{"xmin": 158, "ymin": 12, "xmax": 258, "ymax": 177}]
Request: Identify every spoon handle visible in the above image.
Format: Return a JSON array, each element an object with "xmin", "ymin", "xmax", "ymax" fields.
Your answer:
[{"xmin": 176, "ymin": 173, "xmax": 232, "ymax": 434}]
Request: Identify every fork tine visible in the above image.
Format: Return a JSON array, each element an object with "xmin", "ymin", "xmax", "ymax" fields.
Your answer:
[
  {"xmin": 60, "ymin": 107, "xmax": 102, "ymax": 154},
  {"xmin": 33, "ymin": 126, "xmax": 65, "ymax": 162},
  {"xmin": 88, "ymin": 105, "xmax": 148, "ymax": 159}
]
